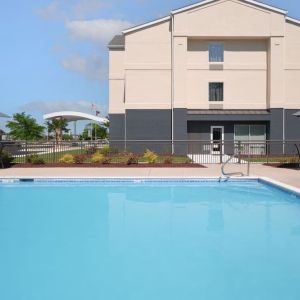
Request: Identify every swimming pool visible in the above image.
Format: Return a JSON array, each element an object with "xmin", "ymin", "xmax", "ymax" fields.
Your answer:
[{"xmin": 0, "ymin": 178, "xmax": 300, "ymax": 300}]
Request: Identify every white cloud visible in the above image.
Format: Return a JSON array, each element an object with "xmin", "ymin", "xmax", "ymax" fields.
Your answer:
[
  {"xmin": 21, "ymin": 100, "xmax": 101, "ymax": 114},
  {"xmin": 36, "ymin": 1, "xmax": 64, "ymax": 21},
  {"xmin": 66, "ymin": 19, "xmax": 132, "ymax": 45},
  {"xmin": 71, "ymin": 0, "xmax": 107, "ymax": 19},
  {"xmin": 36, "ymin": 2, "xmax": 132, "ymax": 81},
  {"xmin": 36, "ymin": 0, "xmax": 108, "ymax": 20},
  {"xmin": 61, "ymin": 53, "xmax": 106, "ymax": 80},
  {"xmin": 62, "ymin": 19, "xmax": 131, "ymax": 80}
]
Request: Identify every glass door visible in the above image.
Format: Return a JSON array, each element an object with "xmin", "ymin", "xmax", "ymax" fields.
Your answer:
[{"xmin": 211, "ymin": 126, "xmax": 224, "ymax": 154}]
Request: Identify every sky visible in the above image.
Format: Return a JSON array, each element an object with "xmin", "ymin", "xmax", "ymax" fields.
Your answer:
[{"xmin": 0, "ymin": 0, "xmax": 299, "ymax": 132}]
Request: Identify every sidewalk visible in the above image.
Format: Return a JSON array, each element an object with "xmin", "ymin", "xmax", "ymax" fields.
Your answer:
[{"xmin": 1, "ymin": 164, "xmax": 299, "ymax": 188}]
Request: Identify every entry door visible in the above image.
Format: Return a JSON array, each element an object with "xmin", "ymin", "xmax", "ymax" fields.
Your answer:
[{"xmin": 211, "ymin": 126, "xmax": 224, "ymax": 154}]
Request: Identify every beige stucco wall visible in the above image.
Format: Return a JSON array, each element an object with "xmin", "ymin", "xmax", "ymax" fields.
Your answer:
[
  {"xmin": 109, "ymin": 50, "xmax": 125, "ymax": 114},
  {"xmin": 285, "ymin": 22, "xmax": 300, "ymax": 109},
  {"xmin": 122, "ymin": 20, "xmax": 172, "ymax": 110},
  {"xmin": 188, "ymin": 39, "xmax": 267, "ymax": 67},
  {"xmin": 186, "ymin": 39, "xmax": 268, "ymax": 109},
  {"xmin": 187, "ymin": 70, "xmax": 267, "ymax": 109},
  {"xmin": 109, "ymin": 0, "xmax": 300, "ymax": 114},
  {"xmin": 125, "ymin": 21, "xmax": 171, "ymax": 67},
  {"xmin": 173, "ymin": 0, "xmax": 285, "ymax": 37},
  {"xmin": 125, "ymin": 70, "xmax": 171, "ymax": 109}
]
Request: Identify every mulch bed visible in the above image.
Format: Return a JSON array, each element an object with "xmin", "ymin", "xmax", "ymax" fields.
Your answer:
[
  {"xmin": 264, "ymin": 163, "xmax": 300, "ymax": 170},
  {"xmin": 11, "ymin": 163, "xmax": 206, "ymax": 168}
]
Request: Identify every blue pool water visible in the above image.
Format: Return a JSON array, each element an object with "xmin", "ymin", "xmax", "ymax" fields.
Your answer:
[{"xmin": 0, "ymin": 179, "xmax": 300, "ymax": 300}]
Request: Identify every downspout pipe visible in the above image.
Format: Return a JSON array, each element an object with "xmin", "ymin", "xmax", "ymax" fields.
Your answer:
[
  {"xmin": 171, "ymin": 13, "xmax": 175, "ymax": 154},
  {"xmin": 283, "ymin": 108, "xmax": 285, "ymax": 154}
]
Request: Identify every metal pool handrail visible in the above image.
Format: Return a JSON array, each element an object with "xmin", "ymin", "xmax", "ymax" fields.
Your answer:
[{"xmin": 221, "ymin": 154, "xmax": 246, "ymax": 178}]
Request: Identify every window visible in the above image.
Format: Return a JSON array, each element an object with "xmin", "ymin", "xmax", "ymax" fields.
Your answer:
[
  {"xmin": 209, "ymin": 43, "xmax": 224, "ymax": 62},
  {"xmin": 234, "ymin": 125, "xmax": 266, "ymax": 141},
  {"xmin": 209, "ymin": 83, "xmax": 223, "ymax": 102},
  {"xmin": 234, "ymin": 124, "xmax": 266, "ymax": 155}
]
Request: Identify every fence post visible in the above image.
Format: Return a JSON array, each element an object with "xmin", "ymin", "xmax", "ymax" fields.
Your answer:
[
  {"xmin": 238, "ymin": 141, "xmax": 241, "ymax": 164},
  {"xmin": 25, "ymin": 141, "xmax": 28, "ymax": 163},
  {"xmin": 219, "ymin": 141, "xmax": 223, "ymax": 164},
  {"xmin": 52, "ymin": 141, "xmax": 55, "ymax": 163},
  {"xmin": 267, "ymin": 141, "xmax": 269, "ymax": 164},
  {"xmin": 247, "ymin": 149, "xmax": 250, "ymax": 176}
]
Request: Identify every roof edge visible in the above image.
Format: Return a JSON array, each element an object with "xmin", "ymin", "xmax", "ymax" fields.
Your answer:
[
  {"xmin": 171, "ymin": 0, "xmax": 215, "ymax": 14},
  {"xmin": 0, "ymin": 112, "xmax": 10, "ymax": 118},
  {"xmin": 171, "ymin": 0, "xmax": 287, "ymax": 15},
  {"xmin": 107, "ymin": 45, "xmax": 125, "ymax": 50},
  {"xmin": 122, "ymin": 16, "xmax": 170, "ymax": 34},
  {"xmin": 286, "ymin": 16, "xmax": 300, "ymax": 25},
  {"xmin": 43, "ymin": 111, "xmax": 109, "ymax": 124},
  {"xmin": 242, "ymin": 0, "xmax": 287, "ymax": 15}
]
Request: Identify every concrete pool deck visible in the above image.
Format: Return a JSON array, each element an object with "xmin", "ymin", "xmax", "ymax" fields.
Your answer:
[{"xmin": 0, "ymin": 164, "xmax": 299, "ymax": 189}]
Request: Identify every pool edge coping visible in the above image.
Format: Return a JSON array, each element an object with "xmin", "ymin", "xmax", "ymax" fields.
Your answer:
[{"xmin": 0, "ymin": 176, "xmax": 300, "ymax": 197}]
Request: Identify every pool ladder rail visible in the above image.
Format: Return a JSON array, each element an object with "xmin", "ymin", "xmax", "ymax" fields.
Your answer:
[{"xmin": 220, "ymin": 153, "xmax": 250, "ymax": 181}]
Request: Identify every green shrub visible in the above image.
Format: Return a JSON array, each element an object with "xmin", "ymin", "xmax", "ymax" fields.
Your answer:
[
  {"xmin": 26, "ymin": 154, "xmax": 45, "ymax": 164},
  {"xmin": 100, "ymin": 145, "xmax": 110, "ymax": 156},
  {"xmin": 31, "ymin": 155, "xmax": 45, "ymax": 165},
  {"xmin": 143, "ymin": 149, "xmax": 158, "ymax": 164},
  {"xmin": 0, "ymin": 150, "xmax": 13, "ymax": 168},
  {"xmin": 74, "ymin": 154, "xmax": 86, "ymax": 164},
  {"xmin": 184, "ymin": 157, "xmax": 193, "ymax": 164},
  {"xmin": 26, "ymin": 154, "xmax": 37, "ymax": 164},
  {"xmin": 101, "ymin": 157, "xmax": 111, "ymax": 165},
  {"xmin": 86, "ymin": 146, "xmax": 98, "ymax": 154},
  {"xmin": 126, "ymin": 153, "xmax": 139, "ymax": 165},
  {"xmin": 59, "ymin": 154, "xmax": 74, "ymax": 164},
  {"xmin": 91, "ymin": 152, "xmax": 104, "ymax": 163},
  {"xmin": 164, "ymin": 155, "xmax": 173, "ymax": 164}
]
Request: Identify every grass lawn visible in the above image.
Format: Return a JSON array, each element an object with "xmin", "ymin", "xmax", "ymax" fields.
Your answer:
[{"xmin": 13, "ymin": 149, "xmax": 86, "ymax": 164}]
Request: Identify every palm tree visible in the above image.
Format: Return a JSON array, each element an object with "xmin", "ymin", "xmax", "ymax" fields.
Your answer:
[
  {"xmin": 6, "ymin": 112, "xmax": 45, "ymax": 141},
  {"xmin": 46, "ymin": 118, "xmax": 69, "ymax": 144}
]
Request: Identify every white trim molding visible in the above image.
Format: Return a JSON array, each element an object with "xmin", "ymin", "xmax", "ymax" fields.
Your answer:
[
  {"xmin": 171, "ymin": 0, "xmax": 287, "ymax": 15},
  {"xmin": 286, "ymin": 17, "xmax": 300, "ymax": 25},
  {"xmin": 122, "ymin": 16, "xmax": 170, "ymax": 34}
]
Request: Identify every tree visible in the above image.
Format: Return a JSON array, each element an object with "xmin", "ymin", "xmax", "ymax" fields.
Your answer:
[
  {"xmin": 46, "ymin": 118, "xmax": 69, "ymax": 144},
  {"xmin": 6, "ymin": 112, "xmax": 45, "ymax": 141},
  {"xmin": 81, "ymin": 123, "xmax": 108, "ymax": 140},
  {"xmin": 0, "ymin": 129, "xmax": 4, "ymax": 141}
]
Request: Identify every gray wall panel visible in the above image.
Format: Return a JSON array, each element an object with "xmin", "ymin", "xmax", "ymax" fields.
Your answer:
[
  {"xmin": 109, "ymin": 114, "xmax": 125, "ymax": 140},
  {"xmin": 126, "ymin": 109, "xmax": 171, "ymax": 140},
  {"xmin": 109, "ymin": 114, "xmax": 125, "ymax": 151},
  {"xmin": 269, "ymin": 109, "xmax": 284, "ymax": 140},
  {"xmin": 285, "ymin": 109, "xmax": 300, "ymax": 140},
  {"xmin": 125, "ymin": 109, "xmax": 172, "ymax": 153},
  {"xmin": 174, "ymin": 109, "xmax": 188, "ymax": 154}
]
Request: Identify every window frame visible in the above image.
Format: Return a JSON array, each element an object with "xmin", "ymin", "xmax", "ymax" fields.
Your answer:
[
  {"xmin": 209, "ymin": 82, "xmax": 224, "ymax": 102},
  {"xmin": 208, "ymin": 42, "xmax": 224, "ymax": 63},
  {"xmin": 234, "ymin": 124, "xmax": 267, "ymax": 142}
]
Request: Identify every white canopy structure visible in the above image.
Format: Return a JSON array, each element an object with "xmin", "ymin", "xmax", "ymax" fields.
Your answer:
[
  {"xmin": 43, "ymin": 111, "xmax": 108, "ymax": 124},
  {"xmin": 0, "ymin": 112, "xmax": 10, "ymax": 118},
  {"xmin": 43, "ymin": 111, "xmax": 109, "ymax": 139},
  {"xmin": 294, "ymin": 111, "xmax": 300, "ymax": 117}
]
